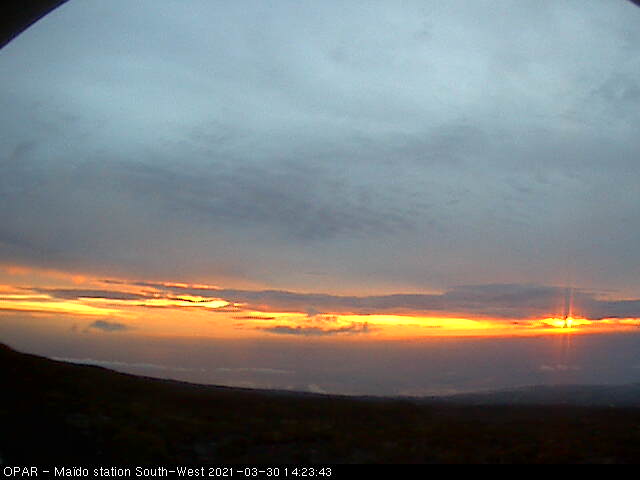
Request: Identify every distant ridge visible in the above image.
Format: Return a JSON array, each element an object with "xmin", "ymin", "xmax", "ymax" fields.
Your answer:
[{"xmin": 415, "ymin": 384, "xmax": 640, "ymax": 408}]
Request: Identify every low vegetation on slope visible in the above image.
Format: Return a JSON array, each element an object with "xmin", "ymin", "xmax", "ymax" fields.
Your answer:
[{"xmin": 2, "ymin": 343, "xmax": 640, "ymax": 464}]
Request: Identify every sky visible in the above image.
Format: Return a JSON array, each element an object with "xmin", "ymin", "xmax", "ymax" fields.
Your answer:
[{"xmin": 2, "ymin": 0, "xmax": 640, "ymax": 395}]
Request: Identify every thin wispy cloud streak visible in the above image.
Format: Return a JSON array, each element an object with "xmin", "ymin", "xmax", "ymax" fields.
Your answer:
[
  {"xmin": 88, "ymin": 320, "xmax": 131, "ymax": 332},
  {"xmin": 260, "ymin": 322, "xmax": 371, "ymax": 337},
  {"xmin": 34, "ymin": 288, "xmax": 150, "ymax": 302}
]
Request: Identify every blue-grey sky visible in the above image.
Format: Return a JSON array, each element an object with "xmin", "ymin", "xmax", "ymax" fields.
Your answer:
[{"xmin": 2, "ymin": 0, "xmax": 640, "ymax": 306}]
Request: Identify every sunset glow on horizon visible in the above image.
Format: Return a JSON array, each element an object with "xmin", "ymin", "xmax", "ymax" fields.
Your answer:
[{"xmin": 2, "ymin": 264, "xmax": 638, "ymax": 343}]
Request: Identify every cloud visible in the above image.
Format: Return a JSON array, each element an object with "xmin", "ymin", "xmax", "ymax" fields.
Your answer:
[
  {"xmin": 233, "ymin": 315, "xmax": 277, "ymax": 321},
  {"xmin": 305, "ymin": 306, "xmax": 320, "ymax": 318},
  {"xmin": 20, "ymin": 277, "xmax": 640, "ymax": 322},
  {"xmin": 116, "ymin": 161, "xmax": 413, "ymax": 243},
  {"xmin": 36, "ymin": 288, "xmax": 149, "ymax": 301},
  {"xmin": 88, "ymin": 320, "xmax": 131, "ymax": 332},
  {"xmin": 307, "ymin": 384, "xmax": 328, "ymax": 394},
  {"xmin": 139, "ymin": 281, "xmax": 640, "ymax": 321},
  {"xmin": 579, "ymin": 298, "xmax": 640, "ymax": 320},
  {"xmin": 261, "ymin": 322, "xmax": 371, "ymax": 337},
  {"xmin": 139, "ymin": 282, "xmax": 553, "ymax": 317}
]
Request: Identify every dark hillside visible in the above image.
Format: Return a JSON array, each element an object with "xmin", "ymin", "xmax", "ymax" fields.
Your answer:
[{"xmin": 2, "ymin": 343, "xmax": 640, "ymax": 464}]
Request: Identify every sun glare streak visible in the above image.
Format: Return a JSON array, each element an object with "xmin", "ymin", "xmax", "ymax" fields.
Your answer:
[{"xmin": 540, "ymin": 317, "xmax": 591, "ymax": 329}]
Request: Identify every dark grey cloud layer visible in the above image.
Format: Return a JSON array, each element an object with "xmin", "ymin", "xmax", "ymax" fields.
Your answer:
[
  {"xmin": 37, "ymin": 281, "xmax": 640, "ymax": 321},
  {"xmin": 180, "ymin": 283, "xmax": 640, "ymax": 320},
  {"xmin": 260, "ymin": 322, "xmax": 371, "ymax": 337},
  {"xmin": 34, "ymin": 288, "xmax": 148, "ymax": 302},
  {"xmin": 1, "ymin": 1, "xmax": 640, "ymax": 294},
  {"xmin": 88, "ymin": 320, "xmax": 130, "ymax": 332}
]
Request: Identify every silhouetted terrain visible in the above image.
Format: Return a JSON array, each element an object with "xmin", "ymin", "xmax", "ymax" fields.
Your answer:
[
  {"xmin": 421, "ymin": 384, "xmax": 640, "ymax": 407},
  {"xmin": 1, "ymin": 0, "xmax": 70, "ymax": 49},
  {"xmin": 2, "ymin": 342, "xmax": 640, "ymax": 464}
]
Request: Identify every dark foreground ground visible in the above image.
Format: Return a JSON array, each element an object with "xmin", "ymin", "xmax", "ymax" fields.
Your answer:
[{"xmin": 2, "ymin": 343, "xmax": 640, "ymax": 464}]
